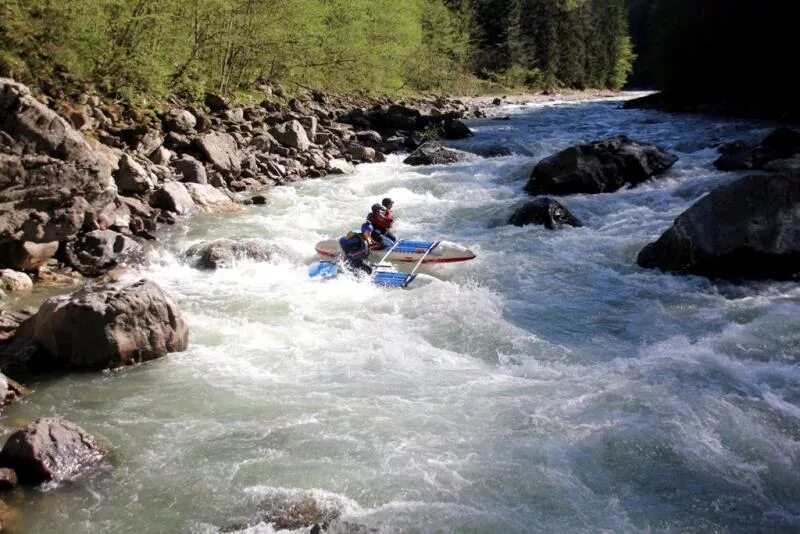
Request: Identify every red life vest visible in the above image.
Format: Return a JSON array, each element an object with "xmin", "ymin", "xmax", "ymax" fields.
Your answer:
[{"xmin": 372, "ymin": 209, "xmax": 393, "ymax": 231}]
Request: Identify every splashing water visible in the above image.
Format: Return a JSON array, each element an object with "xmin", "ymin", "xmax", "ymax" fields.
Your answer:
[{"xmin": 6, "ymin": 96, "xmax": 800, "ymax": 532}]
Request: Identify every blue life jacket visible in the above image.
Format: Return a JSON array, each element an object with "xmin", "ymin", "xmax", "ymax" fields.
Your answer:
[{"xmin": 339, "ymin": 232, "xmax": 369, "ymax": 259}]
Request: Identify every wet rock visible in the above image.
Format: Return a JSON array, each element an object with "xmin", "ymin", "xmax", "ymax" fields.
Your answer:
[
  {"xmin": 509, "ymin": 198, "xmax": 583, "ymax": 229},
  {"xmin": 63, "ymin": 230, "xmax": 141, "ymax": 277},
  {"xmin": 151, "ymin": 181, "xmax": 196, "ymax": 215},
  {"xmin": 0, "ymin": 240, "xmax": 59, "ymax": 270},
  {"xmin": 442, "ymin": 119, "xmax": 472, "ymax": 140},
  {"xmin": 327, "ymin": 158, "xmax": 355, "ymax": 174},
  {"xmin": 184, "ymin": 238, "xmax": 276, "ymax": 269},
  {"xmin": 346, "ymin": 143, "xmax": 375, "ymax": 162},
  {"xmin": 714, "ymin": 127, "xmax": 800, "ymax": 171},
  {"xmin": 0, "ymin": 467, "xmax": 16, "ymax": 489},
  {"xmin": 1, "ymin": 372, "xmax": 27, "ymax": 409},
  {"xmin": 0, "ymin": 309, "xmax": 32, "ymax": 343},
  {"xmin": 462, "ymin": 141, "xmax": 532, "ymax": 158},
  {"xmin": 0, "ymin": 418, "xmax": 106, "ymax": 483},
  {"xmin": 0, "ymin": 270, "xmax": 33, "ymax": 292},
  {"xmin": 525, "ymin": 136, "xmax": 678, "ymax": 195},
  {"xmin": 403, "ymin": 141, "xmax": 468, "ymax": 166},
  {"xmin": 269, "ymin": 120, "xmax": 311, "ymax": 151},
  {"xmin": 197, "ymin": 131, "xmax": 241, "ymax": 173},
  {"xmin": 637, "ymin": 172, "xmax": 800, "ymax": 280},
  {"xmin": 251, "ymin": 195, "xmax": 267, "ymax": 205},
  {"xmin": 355, "ymin": 130, "xmax": 383, "ymax": 148},
  {"xmin": 4, "ymin": 279, "xmax": 188, "ymax": 370},
  {"xmin": 173, "ymin": 155, "xmax": 208, "ymax": 184}
]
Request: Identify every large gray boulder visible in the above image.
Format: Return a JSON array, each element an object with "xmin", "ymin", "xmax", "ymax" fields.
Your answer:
[
  {"xmin": 172, "ymin": 155, "xmax": 207, "ymax": 184},
  {"xmin": 163, "ymin": 109, "xmax": 196, "ymax": 133},
  {"xmin": 637, "ymin": 172, "xmax": 800, "ymax": 280},
  {"xmin": 197, "ymin": 131, "xmax": 240, "ymax": 173},
  {"xmin": 4, "ymin": 279, "xmax": 188, "ymax": 370},
  {"xmin": 184, "ymin": 238, "xmax": 278, "ymax": 269},
  {"xmin": 0, "ymin": 79, "xmax": 118, "ymax": 250},
  {"xmin": 269, "ymin": 120, "xmax": 311, "ymax": 151},
  {"xmin": 525, "ymin": 136, "xmax": 678, "ymax": 195},
  {"xmin": 62, "ymin": 230, "xmax": 141, "ymax": 277},
  {"xmin": 184, "ymin": 183, "xmax": 240, "ymax": 213},
  {"xmin": 114, "ymin": 153, "xmax": 154, "ymax": 193},
  {"xmin": 403, "ymin": 141, "xmax": 468, "ymax": 166},
  {"xmin": 509, "ymin": 198, "xmax": 583, "ymax": 229},
  {"xmin": 0, "ymin": 240, "xmax": 59, "ymax": 271},
  {"xmin": 0, "ymin": 418, "xmax": 106, "ymax": 484},
  {"xmin": 150, "ymin": 181, "xmax": 196, "ymax": 215}
]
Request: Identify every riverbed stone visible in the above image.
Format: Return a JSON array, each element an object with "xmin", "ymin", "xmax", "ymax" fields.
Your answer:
[
  {"xmin": 5, "ymin": 279, "xmax": 188, "ymax": 370},
  {"xmin": 114, "ymin": 153, "xmax": 154, "ymax": 193},
  {"xmin": 0, "ymin": 240, "xmax": 59, "ymax": 271},
  {"xmin": 403, "ymin": 141, "xmax": 468, "ymax": 166},
  {"xmin": 0, "ymin": 418, "xmax": 106, "ymax": 484},
  {"xmin": 509, "ymin": 198, "xmax": 583, "ymax": 229},
  {"xmin": 173, "ymin": 155, "xmax": 208, "ymax": 184},
  {"xmin": 62, "ymin": 230, "xmax": 141, "ymax": 277},
  {"xmin": 184, "ymin": 238, "xmax": 277, "ymax": 269},
  {"xmin": 0, "ymin": 467, "xmax": 16, "ymax": 489},
  {"xmin": 525, "ymin": 136, "xmax": 678, "ymax": 195},
  {"xmin": 0, "ymin": 270, "xmax": 33, "ymax": 292},
  {"xmin": 637, "ymin": 172, "xmax": 800, "ymax": 280}
]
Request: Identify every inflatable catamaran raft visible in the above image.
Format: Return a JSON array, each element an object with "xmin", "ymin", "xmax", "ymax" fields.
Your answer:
[
  {"xmin": 309, "ymin": 239, "xmax": 475, "ymax": 289},
  {"xmin": 314, "ymin": 239, "xmax": 476, "ymax": 264}
]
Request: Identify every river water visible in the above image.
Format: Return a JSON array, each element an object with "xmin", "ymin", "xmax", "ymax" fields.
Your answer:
[{"xmin": 5, "ymin": 96, "xmax": 800, "ymax": 532}]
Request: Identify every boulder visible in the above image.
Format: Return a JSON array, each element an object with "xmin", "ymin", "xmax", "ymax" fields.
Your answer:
[
  {"xmin": 442, "ymin": 119, "xmax": 473, "ymax": 140},
  {"xmin": 269, "ymin": 120, "xmax": 311, "ymax": 151},
  {"xmin": 114, "ymin": 154, "xmax": 154, "ymax": 193},
  {"xmin": 298, "ymin": 116, "xmax": 318, "ymax": 141},
  {"xmin": 346, "ymin": 143, "xmax": 375, "ymax": 162},
  {"xmin": 148, "ymin": 146, "xmax": 173, "ymax": 165},
  {"xmin": 0, "ymin": 467, "xmax": 16, "ymax": 489},
  {"xmin": 327, "ymin": 159, "xmax": 354, "ymax": 174},
  {"xmin": 0, "ymin": 309, "xmax": 32, "ymax": 343},
  {"xmin": 508, "ymin": 198, "xmax": 583, "ymax": 229},
  {"xmin": 184, "ymin": 183, "xmax": 240, "ymax": 213},
  {"xmin": 250, "ymin": 133, "xmax": 277, "ymax": 153},
  {"xmin": 714, "ymin": 127, "xmax": 800, "ymax": 171},
  {"xmin": 150, "ymin": 181, "xmax": 196, "ymax": 215},
  {"xmin": 637, "ymin": 172, "xmax": 800, "ymax": 280},
  {"xmin": 172, "ymin": 155, "xmax": 207, "ymax": 184},
  {"xmin": 403, "ymin": 141, "xmax": 468, "ymax": 166},
  {"xmin": 0, "ymin": 270, "xmax": 32, "ymax": 292},
  {"xmin": 204, "ymin": 93, "xmax": 230, "ymax": 112},
  {"xmin": 0, "ymin": 418, "xmax": 106, "ymax": 483},
  {"xmin": 197, "ymin": 131, "xmax": 241, "ymax": 173},
  {"xmin": 1, "ymin": 79, "xmax": 118, "ymax": 247},
  {"xmin": 1, "ymin": 372, "xmax": 27, "ymax": 409},
  {"xmin": 63, "ymin": 230, "xmax": 141, "ymax": 277},
  {"xmin": 525, "ymin": 136, "xmax": 678, "ymax": 195},
  {"xmin": 5, "ymin": 279, "xmax": 188, "ymax": 370},
  {"xmin": 0, "ymin": 240, "xmax": 59, "ymax": 270},
  {"xmin": 136, "ymin": 129, "xmax": 163, "ymax": 157},
  {"xmin": 184, "ymin": 238, "xmax": 277, "ymax": 269}
]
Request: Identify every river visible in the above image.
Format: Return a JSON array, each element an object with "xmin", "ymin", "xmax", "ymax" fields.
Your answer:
[{"xmin": 5, "ymin": 95, "xmax": 800, "ymax": 532}]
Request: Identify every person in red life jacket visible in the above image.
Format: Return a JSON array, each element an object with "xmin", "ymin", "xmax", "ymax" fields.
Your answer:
[
  {"xmin": 367, "ymin": 197, "xmax": 396, "ymax": 249},
  {"xmin": 338, "ymin": 222, "xmax": 374, "ymax": 275}
]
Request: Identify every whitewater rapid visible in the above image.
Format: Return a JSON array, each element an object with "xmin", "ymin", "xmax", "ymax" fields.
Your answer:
[{"xmin": 7, "ymin": 96, "xmax": 800, "ymax": 532}]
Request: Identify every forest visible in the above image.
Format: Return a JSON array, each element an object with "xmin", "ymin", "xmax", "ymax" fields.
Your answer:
[{"xmin": 0, "ymin": 0, "xmax": 797, "ymax": 113}]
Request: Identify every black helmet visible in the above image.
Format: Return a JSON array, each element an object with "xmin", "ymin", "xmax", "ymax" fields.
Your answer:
[
  {"xmin": 382, "ymin": 197, "xmax": 393, "ymax": 208},
  {"xmin": 371, "ymin": 203, "xmax": 383, "ymax": 213}
]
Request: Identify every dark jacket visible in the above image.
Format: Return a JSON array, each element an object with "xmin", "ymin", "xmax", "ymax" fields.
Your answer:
[{"xmin": 339, "ymin": 232, "xmax": 370, "ymax": 259}]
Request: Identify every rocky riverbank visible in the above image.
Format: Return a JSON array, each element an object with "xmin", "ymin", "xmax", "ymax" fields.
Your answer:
[{"xmin": 0, "ymin": 77, "xmax": 483, "ymax": 529}]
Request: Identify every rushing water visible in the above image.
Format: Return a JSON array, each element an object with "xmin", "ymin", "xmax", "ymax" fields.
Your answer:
[{"xmin": 4, "ymin": 96, "xmax": 800, "ymax": 533}]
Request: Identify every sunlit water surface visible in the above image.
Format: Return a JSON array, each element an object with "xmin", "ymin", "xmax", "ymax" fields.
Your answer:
[{"xmin": 5, "ymin": 95, "xmax": 800, "ymax": 533}]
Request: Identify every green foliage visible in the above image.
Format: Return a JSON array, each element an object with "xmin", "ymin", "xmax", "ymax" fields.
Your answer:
[
  {"xmin": 0, "ymin": 0, "xmax": 474, "ymax": 100},
  {"xmin": 0, "ymin": 0, "xmax": 636, "ymax": 101}
]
